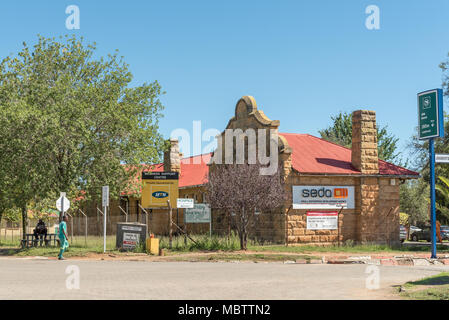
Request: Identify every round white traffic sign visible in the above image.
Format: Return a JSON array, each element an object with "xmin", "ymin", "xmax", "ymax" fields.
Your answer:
[{"xmin": 56, "ymin": 196, "xmax": 70, "ymax": 212}]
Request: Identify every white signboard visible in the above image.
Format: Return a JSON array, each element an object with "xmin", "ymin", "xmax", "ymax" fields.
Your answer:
[
  {"xmin": 56, "ymin": 194, "xmax": 70, "ymax": 212},
  {"xmin": 307, "ymin": 212, "xmax": 338, "ymax": 230},
  {"xmin": 123, "ymin": 232, "xmax": 140, "ymax": 249},
  {"xmin": 292, "ymin": 186, "xmax": 354, "ymax": 209},
  {"xmin": 185, "ymin": 204, "xmax": 211, "ymax": 223},
  {"xmin": 177, "ymin": 198, "xmax": 194, "ymax": 209},
  {"xmin": 122, "ymin": 226, "xmax": 142, "ymax": 232},
  {"xmin": 436, "ymin": 154, "xmax": 449, "ymax": 163},
  {"xmin": 102, "ymin": 186, "xmax": 109, "ymax": 207}
]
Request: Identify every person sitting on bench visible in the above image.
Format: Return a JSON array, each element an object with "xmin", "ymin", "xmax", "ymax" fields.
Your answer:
[{"xmin": 33, "ymin": 219, "xmax": 48, "ymax": 241}]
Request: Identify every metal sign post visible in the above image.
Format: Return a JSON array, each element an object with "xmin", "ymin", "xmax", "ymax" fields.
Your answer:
[
  {"xmin": 61, "ymin": 192, "xmax": 64, "ymax": 223},
  {"xmin": 102, "ymin": 186, "xmax": 109, "ymax": 253},
  {"xmin": 418, "ymin": 89, "xmax": 444, "ymax": 259},
  {"xmin": 429, "ymin": 139, "xmax": 437, "ymax": 258}
]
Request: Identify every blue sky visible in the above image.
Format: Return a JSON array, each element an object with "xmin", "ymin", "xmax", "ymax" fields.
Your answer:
[{"xmin": 1, "ymin": 1, "xmax": 449, "ymax": 161}]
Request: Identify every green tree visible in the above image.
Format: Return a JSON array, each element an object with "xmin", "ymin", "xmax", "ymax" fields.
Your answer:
[
  {"xmin": 319, "ymin": 111, "xmax": 400, "ymax": 163},
  {"xmin": 0, "ymin": 35, "xmax": 165, "ymax": 234},
  {"xmin": 436, "ymin": 176, "xmax": 449, "ymax": 223},
  {"xmin": 400, "ymin": 180, "xmax": 429, "ymax": 225}
]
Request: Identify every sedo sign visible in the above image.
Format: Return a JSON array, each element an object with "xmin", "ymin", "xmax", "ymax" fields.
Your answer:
[
  {"xmin": 292, "ymin": 186, "xmax": 354, "ymax": 209},
  {"xmin": 417, "ymin": 89, "xmax": 444, "ymax": 140}
]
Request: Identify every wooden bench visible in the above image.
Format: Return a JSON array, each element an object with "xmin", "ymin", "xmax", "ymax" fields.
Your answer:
[{"xmin": 21, "ymin": 233, "xmax": 59, "ymax": 248}]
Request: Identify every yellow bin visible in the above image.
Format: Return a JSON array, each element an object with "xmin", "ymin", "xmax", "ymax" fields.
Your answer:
[{"xmin": 146, "ymin": 238, "xmax": 159, "ymax": 255}]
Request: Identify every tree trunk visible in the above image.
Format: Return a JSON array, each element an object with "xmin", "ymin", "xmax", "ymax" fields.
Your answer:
[
  {"xmin": 21, "ymin": 205, "xmax": 27, "ymax": 240},
  {"xmin": 238, "ymin": 209, "xmax": 248, "ymax": 250}
]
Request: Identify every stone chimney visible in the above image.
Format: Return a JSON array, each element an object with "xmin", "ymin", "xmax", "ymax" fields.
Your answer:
[
  {"xmin": 163, "ymin": 139, "xmax": 181, "ymax": 173},
  {"xmin": 351, "ymin": 110, "xmax": 379, "ymax": 174}
]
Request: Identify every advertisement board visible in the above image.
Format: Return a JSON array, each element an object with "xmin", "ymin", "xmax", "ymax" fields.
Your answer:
[
  {"xmin": 177, "ymin": 198, "xmax": 194, "ymax": 209},
  {"xmin": 141, "ymin": 172, "xmax": 179, "ymax": 208},
  {"xmin": 306, "ymin": 211, "xmax": 338, "ymax": 230},
  {"xmin": 292, "ymin": 186, "xmax": 354, "ymax": 209},
  {"xmin": 185, "ymin": 204, "xmax": 211, "ymax": 223},
  {"xmin": 123, "ymin": 232, "xmax": 140, "ymax": 249}
]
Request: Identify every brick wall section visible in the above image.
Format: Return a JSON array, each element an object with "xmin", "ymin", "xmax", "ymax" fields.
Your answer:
[
  {"xmin": 351, "ymin": 110, "xmax": 379, "ymax": 174},
  {"xmin": 285, "ymin": 175, "xmax": 359, "ymax": 245},
  {"xmin": 164, "ymin": 139, "xmax": 181, "ymax": 173},
  {"xmin": 285, "ymin": 175, "xmax": 400, "ymax": 246},
  {"xmin": 357, "ymin": 177, "xmax": 400, "ymax": 244}
]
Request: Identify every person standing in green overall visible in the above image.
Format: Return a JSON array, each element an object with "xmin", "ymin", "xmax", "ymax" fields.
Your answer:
[{"xmin": 58, "ymin": 215, "xmax": 69, "ymax": 260}]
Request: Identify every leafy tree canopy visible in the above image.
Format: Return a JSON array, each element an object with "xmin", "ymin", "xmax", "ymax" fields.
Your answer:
[
  {"xmin": 0, "ymin": 35, "xmax": 165, "ymax": 221},
  {"xmin": 319, "ymin": 111, "xmax": 401, "ymax": 163}
]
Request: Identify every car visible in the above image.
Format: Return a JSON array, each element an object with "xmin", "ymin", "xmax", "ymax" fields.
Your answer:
[
  {"xmin": 410, "ymin": 225, "xmax": 422, "ymax": 233},
  {"xmin": 410, "ymin": 226, "xmax": 448, "ymax": 242},
  {"xmin": 399, "ymin": 225, "xmax": 407, "ymax": 243},
  {"xmin": 440, "ymin": 229, "xmax": 449, "ymax": 241},
  {"xmin": 410, "ymin": 226, "xmax": 431, "ymax": 242}
]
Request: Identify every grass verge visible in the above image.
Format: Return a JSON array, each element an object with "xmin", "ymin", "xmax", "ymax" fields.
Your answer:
[
  {"xmin": 166, "ymin": 253, "xmax": 319, "ymax": 262},
  {"xmin": 248, "ymin": 243, "xmax": 449, "ymax": 254},
  {"xmin": 399, "ymin": 272, "xmax": 449, "ymax": 300}
]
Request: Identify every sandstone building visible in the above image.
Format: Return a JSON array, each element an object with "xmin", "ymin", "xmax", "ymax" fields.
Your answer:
[{"xmin": 95, "ymin": 96, "xmax": 419, "ymax": 245}]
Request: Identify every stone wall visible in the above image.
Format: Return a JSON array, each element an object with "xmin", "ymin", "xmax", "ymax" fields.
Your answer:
[{"xmin": 284, "ymin": 173, "xmax": 400, "ymax": 245}]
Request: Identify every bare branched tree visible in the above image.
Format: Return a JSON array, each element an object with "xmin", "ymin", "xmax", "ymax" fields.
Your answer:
[{"xmin": 206, "ymin": 164, "xmax": 287, "ymax": 250}]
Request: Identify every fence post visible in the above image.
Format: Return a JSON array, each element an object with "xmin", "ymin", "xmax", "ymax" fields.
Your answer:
[
  {"xmin": 78, "ymin": 209, "xmax": 87, "ymax": 247},
  {"xmin": 118, "ymin": 206, "xmax": 128, "ymax": 222},
  {"xmin": 167, "ymin": 200, "xmax": 173, "ymax": 249},
  {"xmin": 97, "ymin": 207, "xmax": 104, "ymax": 237},
  {"xmin": 138, "ymin": 204, "xmax": 149, "ymax": 236},
  {"xmin": 66, "ymin": 213, "xmax": 73, "ymax": 243}
]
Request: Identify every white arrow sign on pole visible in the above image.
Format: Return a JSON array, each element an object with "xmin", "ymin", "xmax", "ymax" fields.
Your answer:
[
  {"xmin": 436, "ymin": 154, "xmax": 449, "ymax": 163},
  {"xmin": 56, "ymin": 195, "xmax": 70, "ymax": 212}
]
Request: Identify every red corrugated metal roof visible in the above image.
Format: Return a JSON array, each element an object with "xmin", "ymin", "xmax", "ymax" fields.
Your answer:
[
  {"xmin": 179, "ymin": 153, "xmax": 211, "ymax": 187},
  {"xmin": 143, "ymin": 133, "xmax": 418, "ymax": 188},
  {"xmin": 279, "ymin": 133, "xmax": 418, "ymax": 176}
]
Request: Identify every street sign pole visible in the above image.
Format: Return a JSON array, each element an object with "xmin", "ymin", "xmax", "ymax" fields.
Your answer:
[
  {"xmin": 61, "ymin": 195, "xmax": 64, "ymax": 223},
  {"xmin": 60, "ymin": 192, "xmax": 65, "ymax": 222},
  {"xmin": 430, "ymin": 139, "xmax": 437, "ymax": 259},
  {"xmin": 103, "ymin": 205, "xmax": 107, "ymax": 253},
  {"xmin": 102, "ymin": 186, "xmax": 109, "ymax": 253},
  {"xmin": 418, "ymin": 88, "xmax": 444, "ymax": 259}
]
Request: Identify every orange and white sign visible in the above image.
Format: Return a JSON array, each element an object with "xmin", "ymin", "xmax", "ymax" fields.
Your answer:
[{"xmin": 292, "ymin": 186, "xmax": 354, "ymax": 209}]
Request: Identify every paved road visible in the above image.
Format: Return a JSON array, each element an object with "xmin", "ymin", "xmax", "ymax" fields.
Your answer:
[{"xmin": 0, "ymin": 257, "xmax": 448, "ymax": 300}]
